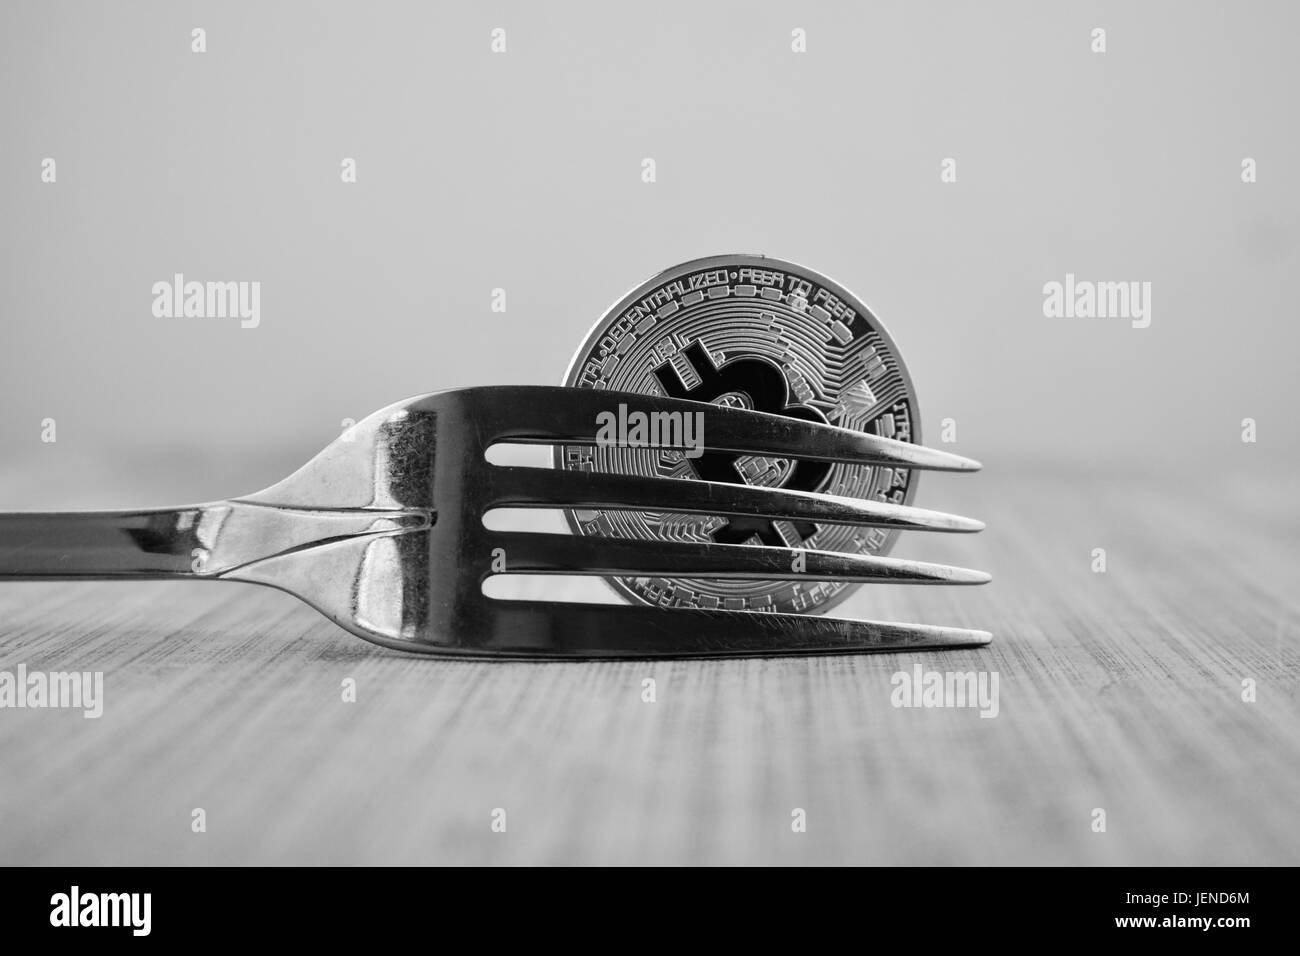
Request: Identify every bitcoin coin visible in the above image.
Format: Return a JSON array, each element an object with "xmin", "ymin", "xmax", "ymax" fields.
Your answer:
[{"xmin": 558, "ymin": 254, "xmax": 921, "ymax": 615}]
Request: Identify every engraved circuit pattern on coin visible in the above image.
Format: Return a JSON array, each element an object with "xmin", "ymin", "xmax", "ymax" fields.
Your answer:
[{"xmin": 559, "ymin": 254, "xmax": 921, "ymax": 615}]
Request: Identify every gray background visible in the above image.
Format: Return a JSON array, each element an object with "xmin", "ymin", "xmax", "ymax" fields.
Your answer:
[{"xmin": 2, "ymin": 0, "xmax": 1297, "ymax": 509}]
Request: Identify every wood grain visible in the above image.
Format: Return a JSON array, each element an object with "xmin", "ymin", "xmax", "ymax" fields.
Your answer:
[{"xmin": 1, "ymin": 464, "xmax": 1297, "ymax": 865}]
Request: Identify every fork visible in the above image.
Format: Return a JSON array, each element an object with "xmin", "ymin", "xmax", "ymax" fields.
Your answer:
[{"xmin": 0, "ymin": 386, "xmax": 990, "ymax": 658}]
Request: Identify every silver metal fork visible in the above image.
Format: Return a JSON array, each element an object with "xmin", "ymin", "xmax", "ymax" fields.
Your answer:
[{"xmin": 0, "ymin": 386, "xmax": 990, "ymax": 658}]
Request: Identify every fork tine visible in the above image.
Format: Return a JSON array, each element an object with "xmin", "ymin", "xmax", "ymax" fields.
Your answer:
[
  {"xmin": 487, "ymin": 467, "xmax": 984, "ymax": 533},
  {"xmin": 484, "ymin": 532, "xmax": 991, "ymax": 584},
  {"xmin": 479, "ymin": 600, "xmax": 992, "ymax": 657},
  {"xmin": 470, "ymin": 386, "xmax": 982, "ymax": 472}
]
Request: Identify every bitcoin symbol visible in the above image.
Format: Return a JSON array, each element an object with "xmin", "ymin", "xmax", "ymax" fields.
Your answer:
[
  {"xmin": 559, "ymin": 254, "xmax": 921, "ymax": 615},
  {"xmin": 652, "ymin": 340, "xmax": 830, "ymax": 547}
]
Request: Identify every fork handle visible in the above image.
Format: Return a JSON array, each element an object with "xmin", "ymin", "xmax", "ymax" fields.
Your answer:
[{"xmin": 0, "ymin": 508, "xmax": 212, "ymax": 579}]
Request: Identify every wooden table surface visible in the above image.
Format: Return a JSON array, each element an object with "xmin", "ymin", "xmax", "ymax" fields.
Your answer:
[{"xmin": 1, "ymin": 461, "xmax": 1297, "ymax": 866}]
